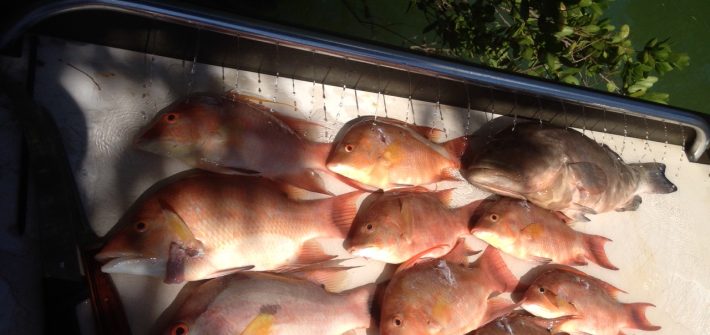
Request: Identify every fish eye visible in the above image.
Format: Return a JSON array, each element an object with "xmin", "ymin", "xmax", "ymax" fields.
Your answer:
[
  {"xmin": 366, "ymin": 223, "xmax": 373, "ymax": 231},
  {"xmin": 393, "ymin": 317, "xmax": 403, "ymax": 327},
  {"xmin": 135, "ymin": 221, "xmax": 147, "ymax": 232},
  {"xmin": 539, "ymin": 287, "xmax": 545, "ymax": 293},
  {"xmin": 171, "ymin": 322, "xmax": 189, "ymax": 335},
  {"xmin": 489, "ymin": 214, "xmax": 499, "ymax": 222},
  {"xmin": 163, "ymin": 113, "xmax": 178, "ymax": 123},
  {"xmin": 344, "ymin": 144, "xmax": 354, "ymax": 152}
]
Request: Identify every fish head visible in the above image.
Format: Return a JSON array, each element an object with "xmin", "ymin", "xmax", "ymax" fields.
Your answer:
[
  {"xmin": 95, "ymin": 199, "xmax": 194, "ymax": 278},
  {"xmin": 521, "ymin": 282, "xmax": 576, "ymax": 319},
  {"xmin": 135, "ymin": 93, "xmax": 225, "ymax": 160},
  {"xmin": 471, "ymin": 198, "xmax": 529, "ymax": 247},
  {"xmin": 327, "ymin": 121, "xmax": 394, "ymax": 186},
  {"xmin": 344, "ymin": 193, "xmax": 415, "ymax": 263}
]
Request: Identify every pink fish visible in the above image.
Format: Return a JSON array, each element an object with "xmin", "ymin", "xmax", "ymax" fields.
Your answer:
[
  {"xmin": 95, "ymin": 170, "xmax": 361, "ymax": 283},
  {"xmin": 472, "ymin": 197, "xmax": 617, "ymax": 270},
  {"xmin": 135, "ymin": 92, "xmax": 336, "ymax": 195}
]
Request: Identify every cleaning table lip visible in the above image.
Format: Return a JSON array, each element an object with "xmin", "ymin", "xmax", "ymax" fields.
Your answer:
[{"xmin": 3, "ymin": 0, "xmax": 708, "ymax": 162}]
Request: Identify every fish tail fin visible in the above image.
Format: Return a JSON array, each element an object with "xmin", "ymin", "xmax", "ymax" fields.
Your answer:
[
  {"xmin": 442, "ymin": 135, "xmax": 469, "ymax": 161},
  {"xmin": 632, "ymin": 163, "xmax": 677, "ymax": 194},
  {"xmin": 583, "ymin": 234, "xmax": 618, "ymax": 270},
  {"xmin": 343, "ymin": 283, "xmax": 377, "ymax": 329},
  {"xmin": 329, "ymin": 191, "xmax": 364, "ymax": 238},
  {"xmin": 624, "ymin": 302, "xmax": 661, "ymax": 331},
  {"xmin": 475, "ymin": 247, "xmax": 518, "ymax": 293}
]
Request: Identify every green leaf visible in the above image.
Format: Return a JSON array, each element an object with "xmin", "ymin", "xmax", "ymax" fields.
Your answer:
[
  {"xmin": 606, "ymin": 81, "xmax": 618, "ymax": 92},
  {"xmin": 582, "ymin": 25, "xmax": 600, "ymax": 33},
  {"xmin": 554, "ymin": 26, "xmax": 575, "ymax": 39},
  {"xmin": 640, "ymin": 92, "xmax": 670, "ymax": 104},
  {"xmin": 561, "ymin": 75, "xmax": 580, "ymax": 85},
  {"xmin": 579, "ymin": 0, "xmax": 593, "ymax": 7}
]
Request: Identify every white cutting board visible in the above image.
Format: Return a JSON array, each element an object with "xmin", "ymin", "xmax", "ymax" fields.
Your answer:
[{"xmin": 33, "ymin": 36, "xmax": 710, "ymax": 335}]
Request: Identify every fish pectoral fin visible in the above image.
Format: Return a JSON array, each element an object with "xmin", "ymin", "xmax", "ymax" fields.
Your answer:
[
  {"xmin": 546, "ymin": 315, "xmax": 583, "ymax": 334},
  {"xmin": 395, "ymin": 244, "xmax": 451, "ymax": 274},
  {"xmin": 276, "ymin": 169, "xmax": 333, "ymax": 196},
  {"xmin": 442, "ymin": 238, "xmax": 478, "ymax": 266},
  {"xmin": 482, "ymin": 297, "xmax": 519, "ymax": 326},
  {"xmin": 164, "ymin": 241, "xmax": 207, "ymax": 283},
  {"xmin": 240, "ymin": 313, "xmax": 276, "ymax": 335},
  {"xmin": 203, "ymin": 265, "xmax": 255, "ymax": 280},
  {"xmin": 530, "ymin": 255, "xmax": 553, "ymax": 264},
  {"xmin": 567, "ymin": 162, "xmax": 608, "ymax": 195},
  {"xmin": 616, "ymin": 195, "xmax": 642, "ymax": 212},
  {"xmin": 520, "ymin": 222, "xmax": 545, "ymax": 240}
]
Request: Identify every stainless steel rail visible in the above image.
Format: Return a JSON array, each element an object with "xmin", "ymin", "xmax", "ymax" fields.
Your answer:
[{"xmin": 2, "ymin": 0, "xmax": 708, "ymax": 161}]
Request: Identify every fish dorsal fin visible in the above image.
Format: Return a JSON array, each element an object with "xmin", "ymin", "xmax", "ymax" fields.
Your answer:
[
  {"xmin": 394, "ymin": 244, "xmax": 450, "ymax": 274},
  {"xmin": 409, "ymin": 123, "xmax": 447, "ymax": 142},
  {"xmin": 240, "ymin": 312, "xmax": 276, "ymax": 335},
  {"xmin": 270, "ymin": 112, "xmax": 333, "ymax": 142},
  {"xmin": 549, "ymin": 265, "xmax": 627, "ymax": 297},
  {"xmin": 442, "ymin": 136, "xmax": 469, "ymax": 161}
]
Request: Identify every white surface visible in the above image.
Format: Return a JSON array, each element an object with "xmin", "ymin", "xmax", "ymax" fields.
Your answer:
[{"xmin": 33, "ymin": 36, "xmax": 710, "ymax": 335}]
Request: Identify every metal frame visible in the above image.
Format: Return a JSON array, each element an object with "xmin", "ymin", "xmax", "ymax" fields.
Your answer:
[{"xmin": 2, "ymin": 0, "xmax": 708, "ymax": 161}]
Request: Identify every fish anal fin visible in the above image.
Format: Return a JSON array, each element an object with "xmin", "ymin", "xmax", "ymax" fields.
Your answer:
[
  {"xmin": 330, "ymin": 191, "xmax": 364, "ymax": 238},
  {"xmin": 616, "ymin": 195, "xmax": 642, "ymax": 212},
  {"xmin": 582, "ymin": 234, "xmax": 618, "ymax": 270},
  {"xmin": 202, "ymin": 265, "xmax": 255, "ymax": 280},
  {"xmin": 442, "ymin": 136, "xmax": 469, "ymax": 160},
  {"xmin": 240, "ymin": 312, "xmax": 275, "ymax": 335},
  {"xmin": 277, "ymin": 169, "xmax": 333, "ymax": 196},
  {"xmin": 624, "ymin": 302, "xmax": 661, "ymax": 331},
  {"xmin": 481, "ymin": 297, "xmax": 519, "ymax": 326},
  {"xmin": 567, "ymin": 162, "xmax": 608, "ymax": 195},
  {"xmin": 289, "ymin": 240, "xmax": 337, "ymax": 268},
  {"xmin": 475, "ymin": 247, "xmax": 518, "ymax": 293}
]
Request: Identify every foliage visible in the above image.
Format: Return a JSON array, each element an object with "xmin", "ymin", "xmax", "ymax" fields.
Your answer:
[{"xmin": 411, "ymin": 0, "xmax": 689, "ymax": 104}]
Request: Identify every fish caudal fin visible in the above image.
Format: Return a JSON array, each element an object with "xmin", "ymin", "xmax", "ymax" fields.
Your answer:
[
  {"xmin": 583, "ymin": 234, "xmax": 618, "ymax": 270},
  {"xmin": 344, "ymin": 283, "xmax": 377, "ymax": 330},
  {"xmin": 330, "ymin": 191, "xmax": 364, "ymax": 238},
  {"xmin": 442, "ymin": 136, "xmax": 469, "ymax": 161},
  {"xmin": 633, "ymin": 163, "xmax": 677, "ymax": 194},
  {"xmin": 481, "ymin": 297, "xmax": 520, "ymax": 327},
  {"xmin": 624, "ymin": 303, "xmax": 661, "ymax": 331},
  {"xmin": 475, "ymin": 247, "xmax": 518, "ymax": 293}
]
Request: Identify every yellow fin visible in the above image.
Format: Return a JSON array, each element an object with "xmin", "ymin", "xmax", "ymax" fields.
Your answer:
[
  {"xmin": 160, "ymin": 201, "xmax": 196, "ymax": 242},
  {"xmin": 240, "ymin": 313, "xmax": 275, "ymax": 335}
]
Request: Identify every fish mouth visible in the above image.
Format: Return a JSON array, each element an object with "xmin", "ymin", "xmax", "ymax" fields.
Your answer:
[
  {"xmin": 349, "ymin": 246, "xmax": 391, "ymax": 262},
  {"xmin": 100, "ymin": 256, "xmax": 167, "ymax": 278}
]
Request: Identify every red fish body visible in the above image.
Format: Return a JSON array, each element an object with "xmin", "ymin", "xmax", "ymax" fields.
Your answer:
[
  {"xmin": 135, "ymin": 92, "xmax": 334, "ymax": 194},
  {"xmin": 95, "ymin": 170, "xmax": 359, "ymax": 283},
  {"xmin": 327, "ymin": 116, "xmax": 467, "ymax": 190},
  {"xmin": 521, "ymin": 266, "xmax": 661, "ymax": 335},
  {"xmin": 158, "ymin": 272, "xmax": 374, "ymax": 335},
  {"xmin": 471, "ymin": 311, "xmax": 555, "ymax": 335},
  {"xmin": 380, "ymin": 246, "xmax": 518, "ymax": 335},
  {"xmin": 472, "ymin": 197, "xmax": 617, "ymax": 270},
  {"xmin": 345, "ymin": 187, "xmax": 482, "ymax": 264}
]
